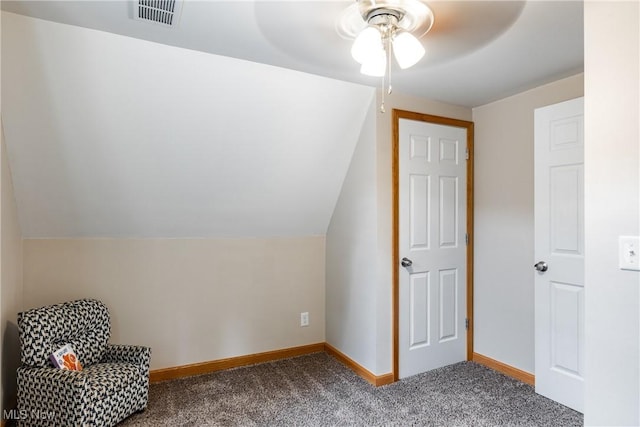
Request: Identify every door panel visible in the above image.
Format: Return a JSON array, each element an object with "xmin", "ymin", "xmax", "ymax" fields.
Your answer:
[
  {"xmin": 439, "ymin": 269, "xmax": 458, "ymax": 342},
  {"xmin": 550, "ymin": 165, "xmax": 583, "ymax": 254},
  {"xmin": 439, "ymin": 176, "xmax": 458, "ymax": 247},
  {"xmin": 410, "ymin": 174, "xmax": 430, "ymax": 249},
  {"xmin": 399, "ymin": 118, "xmax": 467, "ymax": 379},
  {"xmin": 534, "ymin": 97, "xmax": 584, "ymax": 412},
  {"xmin": 410, "ymin": 272, "xmax": 430, "ymax": 348},
  {"xmin": 550, "ymin": 281, "xmax": 583, "ymax": 377}
]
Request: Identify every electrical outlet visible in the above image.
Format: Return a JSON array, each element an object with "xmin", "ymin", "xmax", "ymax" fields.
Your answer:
[{"xmin": 300, "ymin": 312, "xmax": 309, "ymax": 327}]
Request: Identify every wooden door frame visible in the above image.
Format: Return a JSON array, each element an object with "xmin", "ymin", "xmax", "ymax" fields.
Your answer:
[{"xmin": 391, "ymin": 109, "xmax": 475, "ymax": 381}]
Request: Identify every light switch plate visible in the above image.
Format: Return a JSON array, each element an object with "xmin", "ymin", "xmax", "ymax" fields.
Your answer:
[{"xmin": 619, "ymin": 236, "xmax": 640, "ymax": 271}]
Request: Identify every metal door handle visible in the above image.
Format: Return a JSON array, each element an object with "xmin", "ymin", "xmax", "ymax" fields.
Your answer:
[
  {"xmin": 534, "ymin": 261, "xmax": 548, "ymax": 272},
  {"xmin": 401, "ymin": 257, "xmax": 413, "ymax": 267}
]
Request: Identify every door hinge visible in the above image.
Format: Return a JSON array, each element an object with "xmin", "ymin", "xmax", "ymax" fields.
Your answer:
[
  {"xmin": 465, "ymin": 233, "xmax": 469, "ymax": 245},
  {"xmin": 465, "ymin": 147, "xmax": 469, "ymax": 160},
  {"xmin": 465, "ymin": 318, "xmax": 469, "ymax": 330}
]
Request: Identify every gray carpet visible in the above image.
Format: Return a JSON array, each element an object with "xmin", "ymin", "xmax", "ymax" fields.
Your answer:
[{"xmin": 121, "ymin": 352, "xmax": 582, "ymax": 426}]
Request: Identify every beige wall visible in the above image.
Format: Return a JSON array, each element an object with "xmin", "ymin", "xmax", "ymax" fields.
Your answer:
[
  {"xmin": 584, "ymin": 2, "xmax": 639, "ymax": 424},
  {"xmin": 1, "ymin": 121, "xmax": 24, "ymax": 412},
  {"xmin": 471, "ymin": 73, "xmax": 584, "ymax": 373},
  {"xmin": 23, "ymin": 237, "xmax": 325, "ymax": 370}
]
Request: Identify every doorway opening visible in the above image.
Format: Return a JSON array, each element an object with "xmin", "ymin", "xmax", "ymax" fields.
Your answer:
[{"xmin": 391, "ymin": 109, "xmax": 474, "ymax": 381}]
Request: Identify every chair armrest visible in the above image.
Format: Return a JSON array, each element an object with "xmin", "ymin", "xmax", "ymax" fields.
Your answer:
[
  {"xmin": 101, "ymin": 344, "xmax": 151, "ymax": 370},
  {"xmin": 18, "ymin": 365, "xmax": 87, "ymax": 387},
  {"xmin": 17, "ymin": 366, "xmax": 88, "ymax": 424}
]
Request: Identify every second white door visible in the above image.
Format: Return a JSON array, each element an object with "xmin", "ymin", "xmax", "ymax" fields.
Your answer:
[
  {"xmin": 399, "ymin": 118, "xmax": 468, "ymax": 379},
  {"xmin": 534, "ymin": 97, "xmax": 585, "ymax": 412}
]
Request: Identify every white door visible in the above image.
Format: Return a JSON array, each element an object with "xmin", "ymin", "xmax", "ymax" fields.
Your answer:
[
  {"xmin": 399, "ymin": 118, "xmax": 467, "ymax": 379},
  {"xmin": 534, "ymin": 97, "xmax": 584, "ymax": 412}
]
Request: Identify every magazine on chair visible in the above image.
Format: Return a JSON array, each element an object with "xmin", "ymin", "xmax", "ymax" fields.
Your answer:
[{"xmin": 50, "ymin": 344, "xmax": 83, "ymax": 371}]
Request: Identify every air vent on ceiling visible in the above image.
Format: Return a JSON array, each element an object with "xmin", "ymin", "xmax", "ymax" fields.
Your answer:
[{"xmin": 134, "ymin": 0, "xmax": 183, "ymax": 27}]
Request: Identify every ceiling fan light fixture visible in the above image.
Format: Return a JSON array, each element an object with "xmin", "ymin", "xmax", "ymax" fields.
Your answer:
[
  {"xmin": 393, "ymin": 31, "xmax": 425, "ymax": 69},
  {"xmin": 341, "ymin": 0, "xmax": 433, "ymax": 75},
  {"xmin": 360, "ymin": 46, "xmax": 387, "ymax": 77},
  {"xmin": 351, "ymin": 26, "xmax": 383, "ymax": 64},
  {"xmin": 337, "ymin": 0, "xmax": 434, "ymax": 112}
]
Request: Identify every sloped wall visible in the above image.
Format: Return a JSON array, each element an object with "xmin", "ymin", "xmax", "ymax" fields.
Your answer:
[{"xmin": 1, "ymin": 12, "xmax": 372, "ymax": 239}]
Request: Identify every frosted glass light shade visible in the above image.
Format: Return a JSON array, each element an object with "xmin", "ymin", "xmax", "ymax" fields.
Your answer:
[
  {"xmin": 393, "ymin": 31, "xmax": 425, "ymax": 69},
  {"xmin": 360, "ymin": 45, "xmax": 386, "ymax": 77},
  {"xmin": 351, "ymin": 26, "xmax": 383, "ymax": 64}
]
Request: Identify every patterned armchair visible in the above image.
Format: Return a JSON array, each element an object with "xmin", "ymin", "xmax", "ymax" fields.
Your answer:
[{"xmin": 16, "ymin": 299, "xmax": 151, "ymax": 427}]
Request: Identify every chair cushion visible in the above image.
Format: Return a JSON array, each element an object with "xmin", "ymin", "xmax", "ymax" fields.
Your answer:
[
  {"xmin": 84, "ymin": 362, "xmax": 141, "ymax": 398},
  {"xmin": 18, "ymin": 299, "xmax": 111, "ymax": 368}
]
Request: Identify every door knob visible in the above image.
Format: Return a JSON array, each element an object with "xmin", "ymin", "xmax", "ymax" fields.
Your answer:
[
  {"xmin": 534, "ymin": 261, "xmax": 548, "ymax": 272},
  {"xmin": 401, "ymin": 257, "xmax": 413, "ymax": 267}
]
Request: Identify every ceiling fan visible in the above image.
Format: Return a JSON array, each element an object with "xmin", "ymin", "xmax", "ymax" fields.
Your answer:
[
  {"xmin": 338, "ymin": 0, "xmax": 434, "ymax": 76},
  {"xmin": 337, "ymin": 0, "xmax": 434, "ymax": 111}
]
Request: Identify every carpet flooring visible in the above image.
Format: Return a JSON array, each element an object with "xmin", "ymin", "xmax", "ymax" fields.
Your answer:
[{"xmin": 121, "ymin": 352, "xmax": 582, "ymax": 426}]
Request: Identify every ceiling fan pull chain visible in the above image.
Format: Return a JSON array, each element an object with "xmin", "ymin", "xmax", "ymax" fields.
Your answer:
[
  {"xmin": 387, "ymin": 32, "xmax": 393, "ymax": 96},
  {"xmin": 380, "ymin": 30, "xmax": 393, "ymax": 114},
  {"xmin": 380, "ymin": 72, "xmax": 386, "ymax": 113}
]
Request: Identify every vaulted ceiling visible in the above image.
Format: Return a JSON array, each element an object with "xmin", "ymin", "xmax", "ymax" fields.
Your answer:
[{"xmin": 0, "ymin": 1, "xmax": 584, "ymax": 238}]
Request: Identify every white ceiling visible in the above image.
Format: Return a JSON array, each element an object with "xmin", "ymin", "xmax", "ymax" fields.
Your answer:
[
  {"xmin": 0, "ymin": 1, "xmax": 584, "ymax": 239},
  {"xmin": 1, "ymin": 1, "xmax": 584, "ymax": 107}
]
